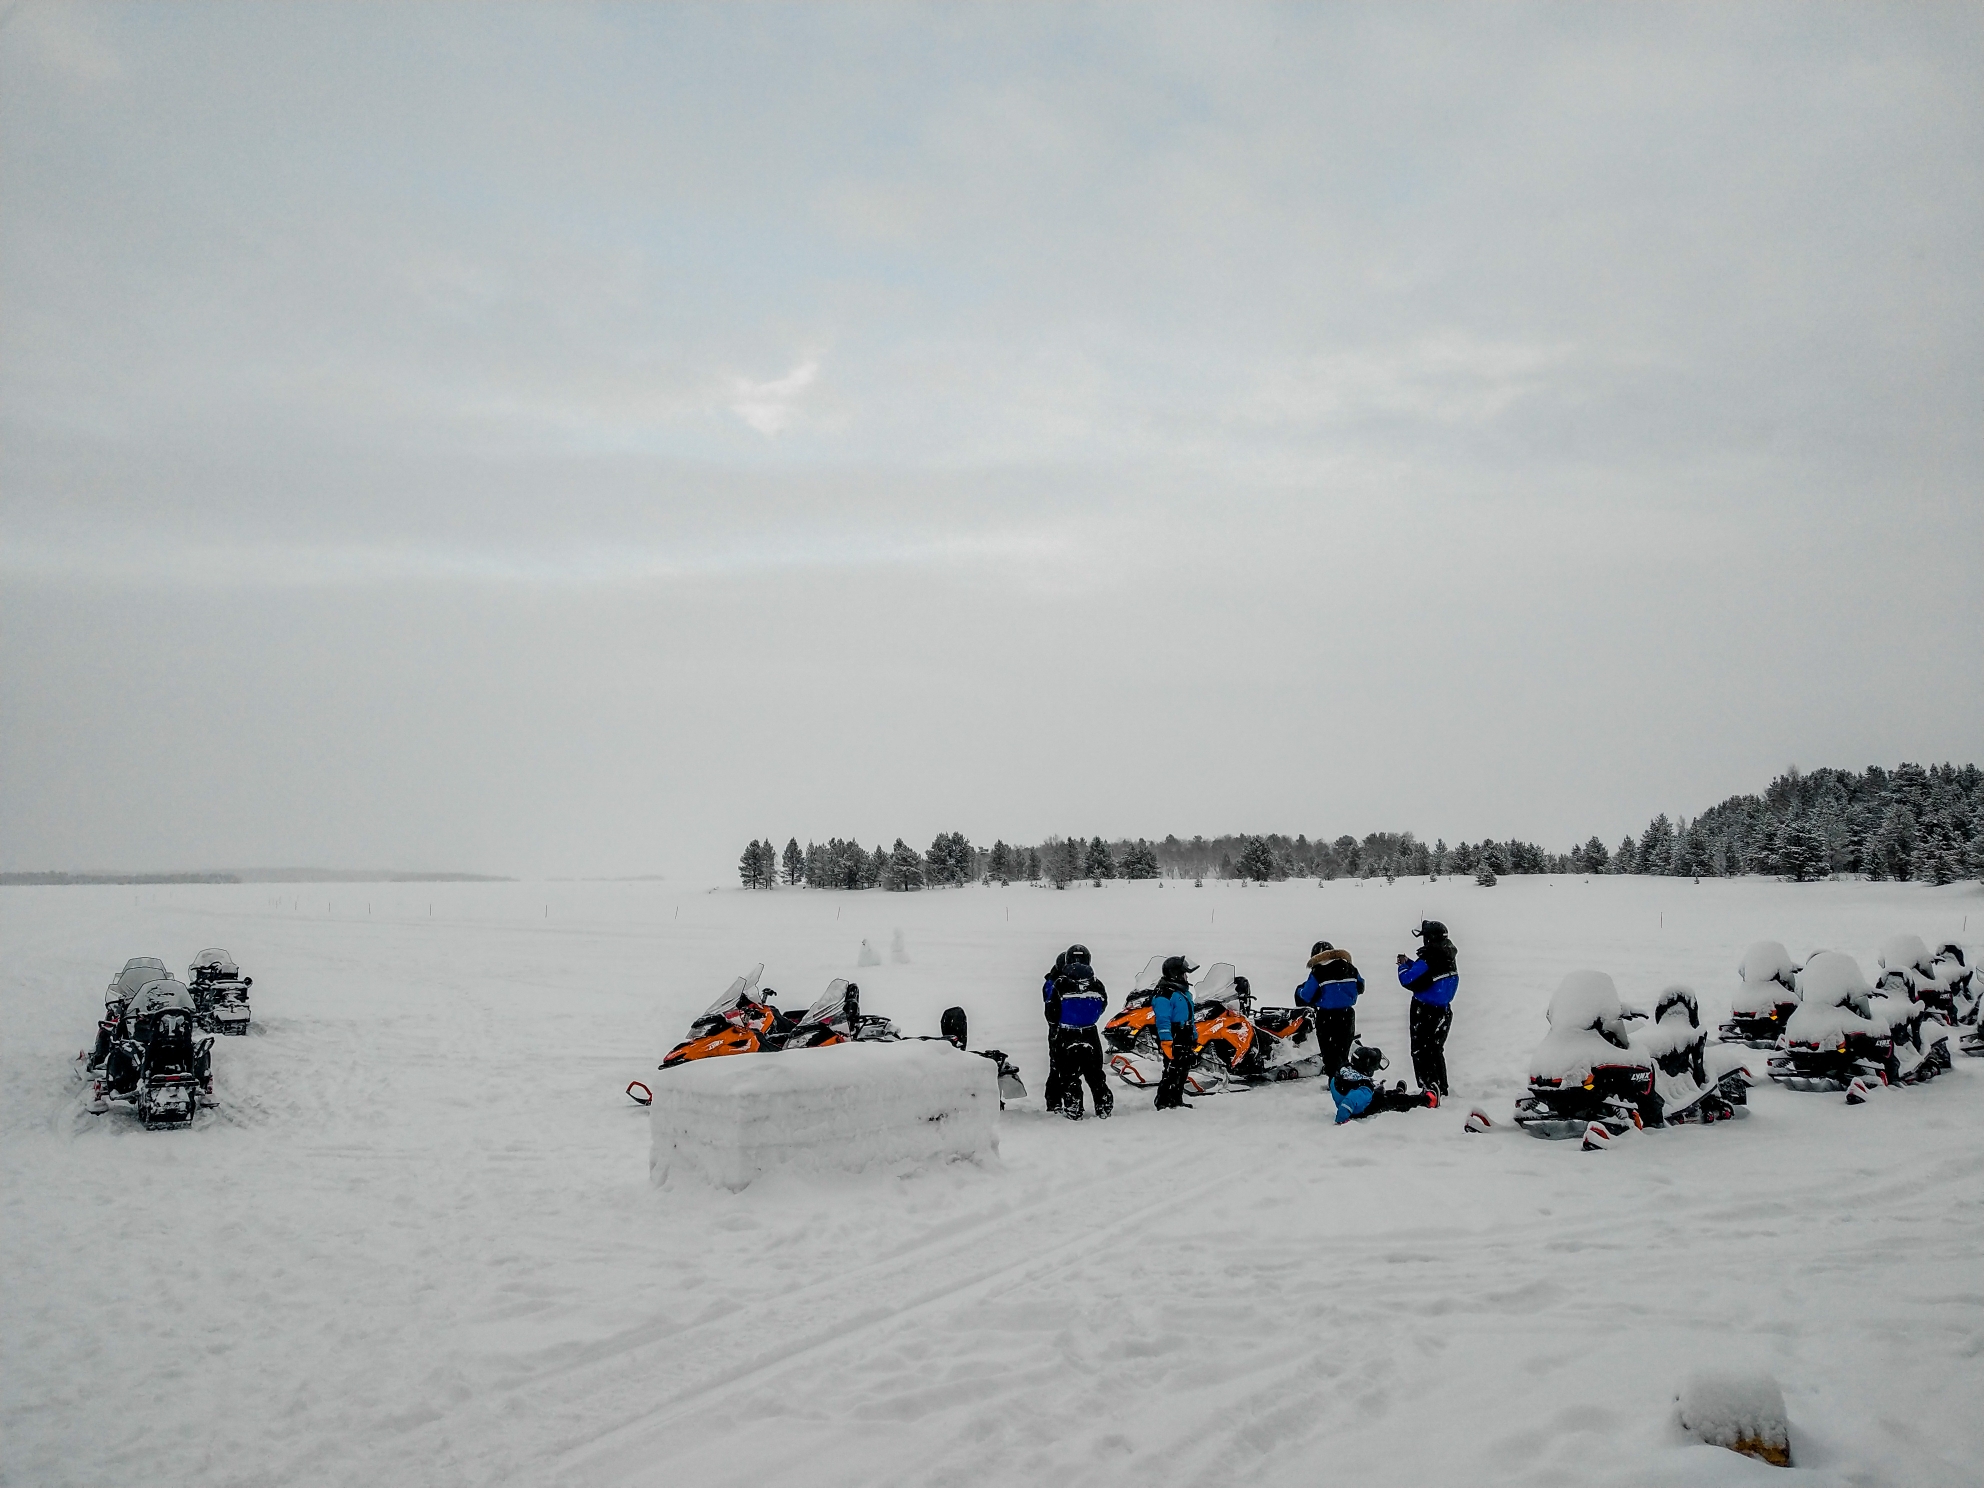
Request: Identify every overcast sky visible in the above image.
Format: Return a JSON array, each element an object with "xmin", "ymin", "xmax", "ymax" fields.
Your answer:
[{"xmin": 2, "ymin": 2, "xmax": 1979, "ymax": 879}]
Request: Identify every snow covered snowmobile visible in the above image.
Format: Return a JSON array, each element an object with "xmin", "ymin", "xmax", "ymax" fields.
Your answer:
[
  {"xmin": 1106, "ymin": 960, "xmax": 1322, "ymax": 1095},
  {"xmin": 80, "ymin": 959, "xmax": 173, "ymax": 1075},
  {"xmin": 88, "ymin": 986, "xmax": 214, "ymax": 1128},
  {"xmin": 189, "ymin": 948, "xmax": 253, "ymax": 1035},
  {"xmin": 1718, "ymin": 940, "xmax": 1801, "ymax": 1048},
  {"xmin": 1768, "ymin": 951, "xmax": 1950, "ymax": 1093},
  {"xmin": 1632, "ymin": 985, "xmax": 1749, "ymax": 1126},
  {"xmin": 1513, "ymin": 971, "xmax": 1659, "ymax": 1141},
  {"xmin": 1876, "ymin": 934, "xmax": 1974, "ymax": 1025}
]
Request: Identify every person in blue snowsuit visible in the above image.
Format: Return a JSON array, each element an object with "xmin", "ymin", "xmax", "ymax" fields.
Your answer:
[
  {"xmin": 1395, "ymin": 920, "xmax": 1459, "ymax": 1096},
  {"xmin": 1042, "ymin": 943, "xmax": 1112, "ymax": 1120},
  {"xmin": 1294, "ymin": 941, "xmax": 1363, "ymax": 1080},
  {"xmin": 1150, "ymin": 955, "xmax": 1198, "ymax": 1110},
  {"xmin": 1329, "ymin": 1043, "xmax": 1438, "ymax": 1123}
]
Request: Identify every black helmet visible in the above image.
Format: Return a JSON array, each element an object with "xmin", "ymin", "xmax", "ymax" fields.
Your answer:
[
  {"xmin": 1348, "ymin": 1042, "xmax": 1387, "ymax": 1077},
  {"xmin": 1416, "ymin": 920, "xmax": 1448, "ymax": 941},
  {"xmin": 1311, "ymin": 940, "xmax": 1332, "ymax": 955},
  {"xmin": 1232, "ymin": 975, "xmax": 1251, "ymax": 995},
  {"xmin": 1066, "ymin": 943, "xmax": 1090, "ymax": 964},
  {"xmin": 1161, "ymin": 954, "xmax": 1198, "ymax": 979}
]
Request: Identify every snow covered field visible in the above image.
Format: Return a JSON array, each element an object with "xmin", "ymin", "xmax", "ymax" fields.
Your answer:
[{"xmin": 4, "ymin": 875, "xmax": 1980, "ymax": 1487}]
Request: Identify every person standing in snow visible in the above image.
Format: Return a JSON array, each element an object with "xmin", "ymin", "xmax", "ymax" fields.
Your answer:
[
  {"xmin": 1151, "ymin": 955, "xmax": 1199, "ymax": 1110},
  {"xmin": 1294, "ymin": 941, "xmax": 1363, "ymax": 1079},
  {"xmin": 1395, "ymin": 920, "xmax": 1459, "ymax": 1096},
  {"xmin": 1042, "ymin": 944, "xmax": 1113, "ymax": 1120}
]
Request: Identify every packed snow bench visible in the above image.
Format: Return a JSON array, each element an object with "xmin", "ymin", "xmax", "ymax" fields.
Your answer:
[{"xmin": 649, "ymin": 1040, "xmax": 1000, "ymax": 1190}]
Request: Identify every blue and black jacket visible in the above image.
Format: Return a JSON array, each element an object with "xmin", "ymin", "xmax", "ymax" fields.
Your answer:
[
  {"xmin": 1043, "ymin": 959, "xmax": 1109, "ymax": 1028},
  {"xmin": 1150, "ymin": 979, "xmax": 1195, "ymax": 1046},
  {"xmin": 1329, "ymin": 1068, "xmax": 1376, "ymax": 1123},
  {"xmin": 1397, "ymin": 937, "xmax": 1459, "ymax": 1006},
  {"xmin": 1296, "ymin": 951, "xmax": 1364, "ymax": 1010}
]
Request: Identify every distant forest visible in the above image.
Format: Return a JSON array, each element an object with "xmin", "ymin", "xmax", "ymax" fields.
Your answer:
[{"xmin": 738, "ymin": 763, "xmax": 1983, "ymax": 890}]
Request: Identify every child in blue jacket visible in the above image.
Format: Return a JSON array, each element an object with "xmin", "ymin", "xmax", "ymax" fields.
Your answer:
[
  {"xmin": 1151, "ymin": 955, "xmax": 1198, "ymax": 1110},
  {"xmin": 1329, "ymin": 1043, "xmax": 1439, "ymax": 1123},
  {"xmin": 1395, "ymin": 920, "xmax": 1459, "ymax": 1096}
]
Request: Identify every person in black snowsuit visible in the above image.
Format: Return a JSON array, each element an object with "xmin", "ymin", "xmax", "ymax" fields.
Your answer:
[
  {"xmin": 1151, "ymin": 955, "xmax": 1199, "ymax": 1110},
  {"xmin": 1042, "ymin": 944, "xmax": 1113, "ymax": 1120},
  {"xmin": 1294, "ymin": 941, "xmax": 1364, "ymax": 1081},
  {"xmin": 1396, "ymin": 920, "xmax": 1459, "ymax": 1096}
]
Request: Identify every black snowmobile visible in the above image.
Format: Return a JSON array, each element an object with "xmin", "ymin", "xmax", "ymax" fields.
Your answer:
[
  {"xmin": 1635, "ymin": 985, "xmax": 1749, "ymax": 1126},
  {"xmin": 1513, "ymin": 971, "xmax": 1661, "ymax": 1143},
  {"xmin": 189, "ymin": 948, "xmax": 253, "ymax": 1035},
  {"xmin": 1718, "ymin": 940, "xmax": 1801, "ymax": 1048},
  {"xmin": 1768, "ymin": 951, "xmax": 1949, "ymax": 1094},
  {"xmin": 89, "ymin": 1005, "xmax": 214, "ymax": 1129}
]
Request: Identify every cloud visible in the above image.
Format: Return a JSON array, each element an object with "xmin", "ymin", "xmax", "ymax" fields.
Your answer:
[{"xmin": 727, "ymin": 359, "xmax": 820, "ymax": 436}]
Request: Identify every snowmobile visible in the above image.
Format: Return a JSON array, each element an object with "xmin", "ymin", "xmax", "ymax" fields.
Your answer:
[
  {"xmin": 1876, "ymin": 934, "xmax": 1974, "ymax": 1025},
  {"xmin": 1106, "ymin": 961, "xmax": 1322, "ymax": 1095},
  {"xmin": 189, "ymin": 948, "xmax": 253, "ymax": 1035},
  {"xmin": 937, "ymin": 1006, "xmax": 1027, "ymax": 1104},
  {"xmin": 79, "ymin": 960, "xmax": 175, "ymax": 1075},
  {"xmin": 1632, "ymin": 985, "xmax": 1750, "ymax": 1126},
  {"xmin": 654, "ymin": 963, "xmax": 783, "ymax": 1068},
  {"xmin": 765, "ymin": 977, "xmax": 900, "ymax": 1051},
  {"xmin": 88, "ymin": 1002, "xmax": 214, "ymax": 1129},
  {"xmin": 1768, "ymin": 951, "xmax": 1949, "ymax": 1093},
  {"xmin": 1512, "ymin": 971, "xmax": 1659, "ymax": 1141},
  {"xmin": 1718, "ymin": 940, "xmax": 1801, "ymax": 1048}
]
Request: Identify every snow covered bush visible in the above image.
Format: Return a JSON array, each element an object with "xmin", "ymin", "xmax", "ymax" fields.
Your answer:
[{"xmin": 1674, "ymin": 1369, "xmax": 1791, "ymax": 1466}]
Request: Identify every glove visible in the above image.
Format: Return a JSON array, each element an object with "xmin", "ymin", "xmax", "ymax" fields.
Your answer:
[{"xmin": 1159, "ymin": 1039, "xmax": 1174, "ymax": 1060}]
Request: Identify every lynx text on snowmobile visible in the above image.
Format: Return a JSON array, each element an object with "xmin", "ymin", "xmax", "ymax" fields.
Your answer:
[
  {"xmin": 1768, "ymin": 951, "xmax": 1950, "ymax": 1093},
  {"xmin": 1718, "ymin": 940, "xmax": 1801, "ymax": 1048},
  {"xmin": 189, "ymin": 948, "xmax": 253, "ymax": 1035},
  {"xmin": 1633, "ymin": 985, "xmax": 1750, "ymax": 1126},
  {"xmin": 1512, "ymin": 971, "xmax": 1659, "ymax": 1141},
  {"xmin": 87, "ymin": 980, "xmax": 215, "ymax": 1128},
  {"xmin": 1106, "ymin": 960, "xmax": 1322, "ymax": 1095}
]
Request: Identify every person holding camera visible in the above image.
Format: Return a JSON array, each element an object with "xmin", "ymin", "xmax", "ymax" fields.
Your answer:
[{"xmin": 1395, "ymin": 920, "xmax": 1459, "ymax": 1096}]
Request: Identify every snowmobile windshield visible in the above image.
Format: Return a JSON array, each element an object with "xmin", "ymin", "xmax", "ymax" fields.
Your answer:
[
  {"xmin": 192, "ymin": 949, "xmax": 239, "ymax": 975},
  {"xmin": 801, "ymin": 978, "xmax": 854, "ymax": 1027},
  {"xmin": 1193, "ymin": 963, "xmax": 1237, "ymax": 1008},
  {"xmin": 699, "ymin": 962, "xmax": 766, "ymax": 1019},
  {"xmin": 1737, "ymin": 941, "xmax": 1796, "ymax": 987},
  {"xmin": 1797, "ymin": 951, "xmax": 1872, "ymax": 1009},
  {"xmin": 112, "ymin": 965, "xmax": 161, "ymax": 999},
  {"xmin": 1877, "ymin": 934, "xmax": 1932, "ymax": 979},
  {"xmin": 1130, "ymin": 954, "xmax": 1166, "ymax": 995},
  {"xmin": 122, "ymin": 957, "xmax": 166, "ymax": 974}
]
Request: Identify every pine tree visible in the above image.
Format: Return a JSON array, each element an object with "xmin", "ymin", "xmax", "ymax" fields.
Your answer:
[
  {"xmin": 782, "ymin": 838, "xmax": 803, "ymax": 886},
  {"xmin": 1084, "ymin": 836, "xmax": 1116, "ymax": 881},
  {"xmin": 1777, "ymin": 817, "xmax": 1828, "ymax": 882},
  {"xmin": 1121, "ymin": 839, "xmax": 1160, "ymax": 879},
  {"xmin": 738, "ymin": 840, "xmax": 766, "ymax": 889},
  {"xmin": 883, "ymin": 839, "xmax": 924, "ymax": 891},
  {"xmin": 1237, "ymin": 836, "xmax": 1276, "ymax": 883},
  {"xmin": 1475, "ymin": 862, "xmax": 1498, "ymax": 887},
  {"xmin": 988, "ymin": 840, "xmax": 1013, "ymax": 882},
  {"xmin": 1613, "ymin": 836, "xmax": 1637, "ymax": 874},
  {"xmin": 1025, "ymin": 846, "xmax": 1043, "ymax": 882},
  {"xmin": 1583, "ymin": 836, "xmax": 1610, "ymax": 873}
]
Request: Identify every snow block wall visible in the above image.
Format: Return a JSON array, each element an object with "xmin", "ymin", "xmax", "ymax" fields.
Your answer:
[{"xmin": 649, "ymin": 1041, "xmax": 1000, "ymax": 1191}]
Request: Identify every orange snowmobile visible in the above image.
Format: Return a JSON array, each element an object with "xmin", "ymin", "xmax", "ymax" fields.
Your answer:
[{"xmin": 1105, "ymin": 959, "xmax": 1323, "ymax": 1095}]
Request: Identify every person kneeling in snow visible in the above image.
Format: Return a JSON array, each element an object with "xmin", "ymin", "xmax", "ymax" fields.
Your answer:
[
  {"xmin": 1329, "ymin": 1043, "xmax": 1438, "ymax": 1124},
  {"xmin": 1296, "ymin": 941, "xmax": 1363, "ymax": 1079},
  {"xmin": 1043, "ymin": 944, "xmax": 1113, "ymax": 1120},
  {"xmin": 1152, "ymin": 955, "xmax": 1199, "ymax": 1110}
]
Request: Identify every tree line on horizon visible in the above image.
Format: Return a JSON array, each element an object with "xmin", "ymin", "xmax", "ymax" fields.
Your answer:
[{"xmin": 737, "ymin": 762, "xmax": 1983, "ymax": 890}]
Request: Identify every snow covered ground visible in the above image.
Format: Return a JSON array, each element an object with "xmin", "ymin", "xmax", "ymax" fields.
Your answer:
[{"xmin": 4, "ymin": 874, "xmax": 1980, "ymax": 1487}]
